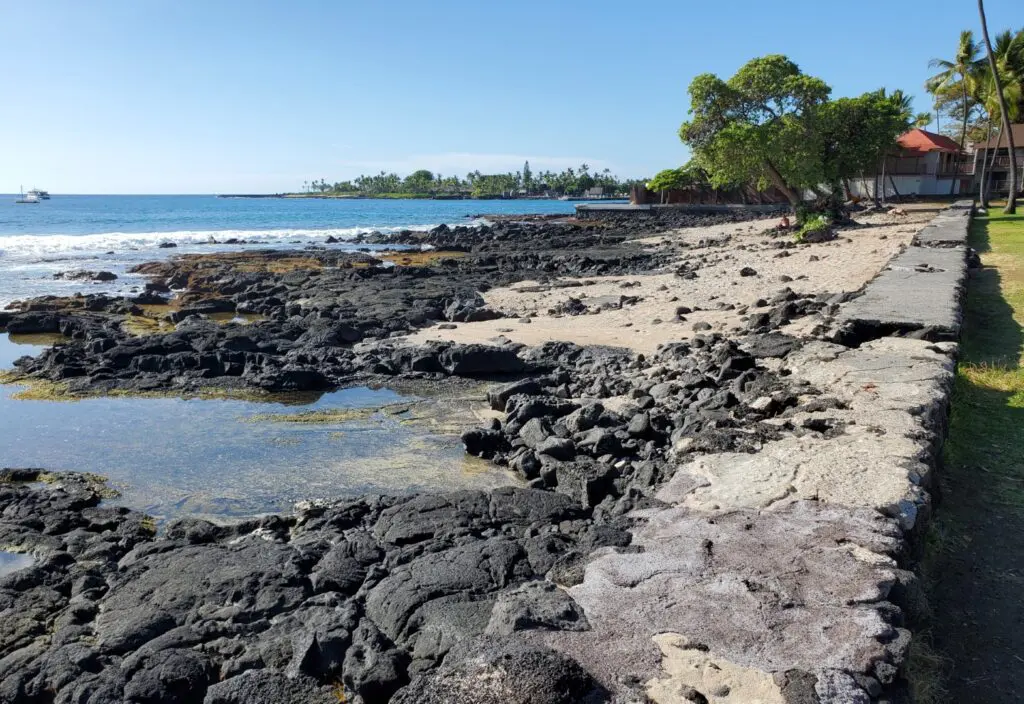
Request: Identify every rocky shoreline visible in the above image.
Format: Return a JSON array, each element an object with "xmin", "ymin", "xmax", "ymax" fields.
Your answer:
[{"xmin": 0, "ymin": 204, "xmax": 968, "ymax": 703}]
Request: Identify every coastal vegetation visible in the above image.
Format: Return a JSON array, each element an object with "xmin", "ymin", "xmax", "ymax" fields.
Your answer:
[
  {"xmin": 299, "ymin": 163, "xmax": 644, "ymax": 199},
  {"xmin": 675, "ymin": 55, "xmax": 918, "ymax": 214},
  {"xmin": 660, "ymin": 26, "xmax": 1022, "ymax": 217},
  {"xmin": 926, "ymin": 13, "xmax": 1023, "ymax": 213}
]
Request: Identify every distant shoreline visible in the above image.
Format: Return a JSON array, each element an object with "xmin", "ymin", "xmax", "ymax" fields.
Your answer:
[{"xmin": 216, "ymin": 193, "xmax": 628, "ymax": 202}]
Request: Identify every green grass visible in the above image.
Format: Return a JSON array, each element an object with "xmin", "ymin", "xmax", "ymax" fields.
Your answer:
[
  {"xmin": 916, "ymin": 208, "xmax": 1024, "ymax": 700},
  {"xmin": 942, "ymin": 209, "xmax": 1024, "ymax": 507}
]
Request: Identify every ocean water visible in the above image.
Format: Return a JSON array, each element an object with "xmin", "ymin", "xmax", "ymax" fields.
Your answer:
[
  {"xmin": 0, "ymin": 198, "xmax": 540, "ymax": 518},
  {"xmin": 0, "ymin": 194, "xmax": 598, "ymax": 305}
]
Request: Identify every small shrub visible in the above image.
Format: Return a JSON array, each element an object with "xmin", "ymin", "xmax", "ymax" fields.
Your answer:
[{"xmin": 794, "ymin": 214, "xmax": 838, "ymax": 243}]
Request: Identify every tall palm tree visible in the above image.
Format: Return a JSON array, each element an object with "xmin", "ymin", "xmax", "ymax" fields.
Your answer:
[
  {"xmin": 928, "ymin": 30, "xmax": 984, "ymax": 193},
  {"xmin": 979, "ymin": 1, "xmax": 1017, "ymax": 213},
  {"xmin": 976, "ymin": 32, "xmax": 1024, "ymax": 206}
]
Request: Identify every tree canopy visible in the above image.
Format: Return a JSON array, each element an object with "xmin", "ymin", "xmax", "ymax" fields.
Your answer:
[
  {"xmin": 679, "ymin": 55, "xmax": 832, "ymax": 203},
  {"xmin": 679, "ymin": 55, "xmax": 916, "ymax": 207},
  {"xmin": 647, "ymin": 162, "xmax": 709, "ymax": 192}
]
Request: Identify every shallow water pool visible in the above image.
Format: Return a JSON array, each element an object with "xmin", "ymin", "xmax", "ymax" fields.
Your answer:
[
  {"xmin": 0, "ymin": 334, "xmax": 515, "ymax": 520},
  {"xmin": 0, "ymin": 551, "xmax": 34, "ymax": 577}
]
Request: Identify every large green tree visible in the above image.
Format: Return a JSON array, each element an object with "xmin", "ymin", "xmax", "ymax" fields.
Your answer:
[
  {"xmin": 403, "ymin": 169, "xmax": 435, "ymax": 194},
  {"xmin": 813, "ymin": 89, "xmax": 911, "ymax": 204},
  {"xmin": 679, "ymin": 55, "xmax": 831, "ymax": 205},
  {"xmin": 647, "ymin": 161, "xmax": 709, "ymax": 192}
]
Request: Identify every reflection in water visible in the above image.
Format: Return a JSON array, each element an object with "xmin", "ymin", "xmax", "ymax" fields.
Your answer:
[
  {"xmin": 0, "ymin": 334, "xmax": 516, "ymax": 521},
  {"xmin": 0, "ymin": 551, "xmax": 34, "ymax": 577},
  {"xmin": 0, "ymin": 332, "xmax": 67, "ymax": 368}
]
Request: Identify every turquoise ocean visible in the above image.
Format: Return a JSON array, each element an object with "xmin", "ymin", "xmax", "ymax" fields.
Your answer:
[{"xmin": 0, "ymin": 195, "xmax": 601, "ymax": 305}]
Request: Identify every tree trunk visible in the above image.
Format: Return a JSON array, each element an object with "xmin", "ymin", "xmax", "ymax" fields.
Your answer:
[
  {"xmin": 763, "ymin": 161, "xmax": 800, "ymax": 207},
  {"xmin": 980, "ymin": 0, "xmax": 1017, "ymax": 213},
  {"xmin": 985, "ymin": 126, "xmax": 1003, "ymax": 201},
  {"xmin": 881, "ymin": 157, "xmax": 888, "ymax": 204},
  {"xmin": 952, "ymin": 80, "xmax": 969, "ymax": 195},
  {"xmin": 979, "ymin": 118, "xmax": 994, "ymax": 207},
  {"xmin": 842, "ymin": 177, "xmax": 853, "ymax": 201},
  {"xmin": 888, "ymin": 173, "xmax": 902, "ymax": 199},
  {"xmin": 871, "ymin": 164, "xmax": 882, "ymax": 207}
]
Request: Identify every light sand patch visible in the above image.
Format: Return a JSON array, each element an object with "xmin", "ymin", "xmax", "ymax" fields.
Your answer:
[
  {"xmin": 646, "ymin": 634, "xmax": 785, "ymax": 704},
  {"xmin": 404, "ymin": 210, "xmax": 935, "ymax": 353}
]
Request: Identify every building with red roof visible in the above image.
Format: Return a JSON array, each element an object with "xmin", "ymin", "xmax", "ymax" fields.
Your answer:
[
  {"xmin": 849, "ymin": 128, "xmax": 972, "ymax": 199},
  {"xmin": 896, "ymin": 129, "xmax": 964, "ymax": 155},
  {"xmin": 972, "ymin": 124, "xmax": 1024, "ymax": 197}
]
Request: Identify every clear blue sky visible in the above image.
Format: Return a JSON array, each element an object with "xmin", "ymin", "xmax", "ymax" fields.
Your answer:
[{"xmin": 0, "ymin": 0, "xmax": 1017, "ymax": 194}]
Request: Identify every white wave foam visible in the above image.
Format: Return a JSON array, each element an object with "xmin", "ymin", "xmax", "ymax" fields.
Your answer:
[{"xmin": 0, "ymin": 225, "xmax": 441, "ymax": 259}]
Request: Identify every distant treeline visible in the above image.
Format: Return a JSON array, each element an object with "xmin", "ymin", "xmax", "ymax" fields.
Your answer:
[{"xmin": 300, "ymin": 162, "xmax": 645, "ymax": 198}]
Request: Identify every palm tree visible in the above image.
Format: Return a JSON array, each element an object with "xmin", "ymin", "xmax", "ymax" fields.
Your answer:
[
  {"xmin": 979, "ymin": 0, "xmax": 1017, "ymax": 213},
  {"xmin": 928, "ymin": 30, "xmax": 984, "ymax": 193},
  {"xmin": 975, "ymin": 32, "xmax": 1024, "ymax": 206}
]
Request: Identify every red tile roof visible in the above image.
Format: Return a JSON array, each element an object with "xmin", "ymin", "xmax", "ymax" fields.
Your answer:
[{"xmin": 897, "ymin": 129, "xmax": 963, "ymax": 154}]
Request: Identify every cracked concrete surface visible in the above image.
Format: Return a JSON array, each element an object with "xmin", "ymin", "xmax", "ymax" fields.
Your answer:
[
  {"xmin": 838, "ymin": 246, "xmax": 966, "ymax": 337},
  {"xmin": 658, "ymin": 338, "xmax": 956, "ymax": 528},
  {"xmin": 540, "ymin": 502, "xmax": 903, "ymax": 701}
]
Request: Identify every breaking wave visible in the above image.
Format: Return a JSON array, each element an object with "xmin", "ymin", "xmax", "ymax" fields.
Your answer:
[{"xmin": 0, "ymin": 224, "xmax": 442, "ymax": 259}]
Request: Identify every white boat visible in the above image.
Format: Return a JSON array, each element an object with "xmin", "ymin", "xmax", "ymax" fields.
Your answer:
[
  {"xmin": 15, "ymin": 186, "xmax": 39, "ymax": 204},
  {"xmin": 26, "ymin": 188, "xmax": 50, "ymax": 200}
]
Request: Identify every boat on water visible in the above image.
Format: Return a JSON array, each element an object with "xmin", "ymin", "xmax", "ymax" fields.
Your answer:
[
  {"xmin": 14, "ymin": 186, "xmax": 40, "ymax": 204},
  {"xmin": 26, "ymin": 188, "xmax": 50, "ymax": 200}
]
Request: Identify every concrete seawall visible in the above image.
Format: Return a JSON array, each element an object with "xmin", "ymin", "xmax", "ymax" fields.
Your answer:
[{"xmin": 539, "ymin": 202, "xmax": 972, "ymax": 702}]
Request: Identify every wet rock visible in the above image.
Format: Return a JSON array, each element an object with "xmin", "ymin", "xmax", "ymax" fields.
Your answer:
[
  {"xmin": 54, "ymin": 270, "xmax": 119, "ymax": 282},
  {"xmin": 461, "ymin": 428, "xmax": 507, "ymax": 458}
]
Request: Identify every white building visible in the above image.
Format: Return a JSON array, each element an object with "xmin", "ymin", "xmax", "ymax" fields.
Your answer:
[{"xmin": 849, "ymin": 129, "xmax": 971, "ymax": 199}]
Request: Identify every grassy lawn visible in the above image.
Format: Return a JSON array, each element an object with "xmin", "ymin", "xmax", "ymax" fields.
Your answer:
[
  {"xmin": 922, "ymin": 207, "xmax": 1024, "ymax": 702},
  {"xmin": 945, "ymin": 210, "xmax": 1024, "ymax": 507}
]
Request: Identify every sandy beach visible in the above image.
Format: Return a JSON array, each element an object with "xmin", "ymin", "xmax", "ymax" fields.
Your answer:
[{"xmin": 405, "ymin": 207, "xmax": 938, "ymax": 353}]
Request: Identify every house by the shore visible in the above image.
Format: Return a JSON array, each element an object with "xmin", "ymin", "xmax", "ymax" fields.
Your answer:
[
  {"xmin": 970, "ymin": 123, "xmax": 1024, "ymax": 196},
  {"xmin": 849, "ymin": 129, "xmax": 972, "ymax": 199}
]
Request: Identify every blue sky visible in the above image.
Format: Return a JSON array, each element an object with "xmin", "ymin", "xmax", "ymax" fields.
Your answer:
[{"xmin": 0, "ymin": 0, "xmax": 1018, "ymax": 194}]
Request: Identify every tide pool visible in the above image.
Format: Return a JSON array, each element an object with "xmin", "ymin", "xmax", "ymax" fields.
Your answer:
[{"xmin": 0, "ymin": 334, "xmax": 515, "ymax": 521}]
